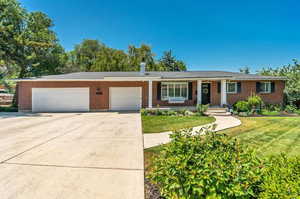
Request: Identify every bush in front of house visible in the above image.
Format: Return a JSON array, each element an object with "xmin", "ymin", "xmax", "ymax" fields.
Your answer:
[
  {"xmin": 234, "ymin": 101, "xmax": 250, "ymax": 113},
  {"xmin": 148, "ymin": 126, "xmax": 263, "ymax": 198},
  {"xmin": 0, "ymin": 106, "xmax": 18, "ymax": 112},
  {"xmin": 247, "ymin": 94, "xmax": 263, "ymax": 110},
  {"xmin": 148, "ymin": 127, "xmax": 300, "ymax": 198},
  {"xmin": 285, "ymin": 104, "xmax": 298, "ymax": 113},
  {"xmin": 259, "ymin": 155, "xmax": 300, "ymax": 199},
  {"xmin": 196, "ymin": 104, "xmax": 209, "ymax": 116}
]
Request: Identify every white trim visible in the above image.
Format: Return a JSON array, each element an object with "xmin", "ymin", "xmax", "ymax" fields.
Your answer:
[
  {"xmin": 104, "ymin": 76, "xmax": 160, "ymax": 80},
  {"xmin": 148, "ymin": 80, "xmax": 152, "ymax": 108},
  {"xmin": 226, "ymin": 82, "xmax": 237, "ymax": 94},
  {"xmin": 221, "ymin": 80, "xmax": 227, "ymax": 106},
  {"xmin": 161, "ymin": 82, "xmax": 188, "ymax": 101},
  {"xmin": 197, "ymin": 80, "xmax": 202, "ymax": 105},
  {"xmin": 15, "ymin": 77, "xmax": 231, "ymax": 82},
  {"xmin": 259, "ymin": 81, "xmax": 272, "ymax": 93}
]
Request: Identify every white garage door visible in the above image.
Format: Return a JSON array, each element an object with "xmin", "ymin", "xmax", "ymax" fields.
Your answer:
[
  {"xmin": 32, "ymin": 88, "xmax": 90, "ymax": 112},
  {"xmin": 110, "ymin": 87, "xmax": 142, "ymax": 111}
]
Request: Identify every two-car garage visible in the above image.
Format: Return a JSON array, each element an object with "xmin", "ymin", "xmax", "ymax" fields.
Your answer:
[{"xmin": 31, "ymin": 87, "xmax": 142, "ymax": 112}]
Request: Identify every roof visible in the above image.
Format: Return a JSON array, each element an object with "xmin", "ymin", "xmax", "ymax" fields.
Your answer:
[{"xmin": 17, "ymin": 71, "xmax": 286, "ymax": 81}]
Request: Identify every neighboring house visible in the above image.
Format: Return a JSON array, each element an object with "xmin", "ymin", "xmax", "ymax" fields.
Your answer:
[{"xmin": 16, "ymin": 64, "xmax": 286, "ymax": 112}]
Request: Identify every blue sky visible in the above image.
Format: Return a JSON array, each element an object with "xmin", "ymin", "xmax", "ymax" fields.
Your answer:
[{"xmin": 20, "ymin": 0, "xmax": 300, "ymax": 72}]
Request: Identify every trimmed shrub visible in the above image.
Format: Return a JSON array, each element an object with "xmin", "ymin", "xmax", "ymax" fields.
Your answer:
[
  {"xmin": 285, "ymin": 104, "xmax": 298, "ymax": 113},
  {"xmin": 196, "ymin": 104, "xmax": 209, "ymax": 116},
  {"xmin": 149, "ymin": 126, "xmax": 263, "ymax": 199},
  {"xmin": 235, "ymin": 101, "xmax": 250, "ymax": 113},
  {"xmin": 247, "ymin": 94, "xmax": 263, "ymax": 109},
  {"xmin": 0, "ymin": 106, "xmax": 18, "ymax": 112},
  {"xmin": 259, "ymin": 155, "xmax": 300, "ymax": 198}
]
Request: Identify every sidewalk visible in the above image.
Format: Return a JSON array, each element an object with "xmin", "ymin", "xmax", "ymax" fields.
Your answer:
[{"xmin": 143, "ymin": 116, "xmax": 241, "ymax": 149}]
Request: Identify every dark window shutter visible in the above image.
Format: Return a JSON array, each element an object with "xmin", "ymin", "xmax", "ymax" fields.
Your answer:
[
  {"xmin": 256, "ymin": 82, "xmax": 261, "ymax": 93},
  {"xmin": 157, "ymin": 82, "xmax": 161, "ymax": 100},
  {"xmin": 217, "ymin": 82, "xmax": 221, "ymax": 93},
  {"xmin": 271, "ymin": 82, "xmax": 275, "ymax": 93},
  {"xmin": 237, "ymin": 82, "xmax": 242, "ymax": 93},
  {"xmin": 188, "ymin": 82, "xmax": 193, "ymax": 100}
]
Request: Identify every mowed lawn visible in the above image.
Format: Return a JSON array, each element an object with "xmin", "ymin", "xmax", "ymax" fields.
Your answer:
[
  {"xmin": 145, "ymin": 116, "xmax": 300, "ymax": 172},
  {"xmin": 142, "ymin": 115, "xmax": 215, "ymax": 134},
  {"xmin": 220, "ymin": 117, "xmax": 300, "ymax": 156}
]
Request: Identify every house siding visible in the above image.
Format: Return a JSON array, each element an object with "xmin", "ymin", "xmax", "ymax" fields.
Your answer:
[
  {"xmin": 18, "ymin": 80, "xmax": 285, "ymax": 112},
  {"xmin": 226, "ymin": 80, "xmax": 285, "ymax": 105},
  {"xmin": 152, "ymin": 81, "xmax": 197, "ymax": 107},
  {"xmin": 18, "ymin": 81, "xmax": 148, "ymax": 111}
]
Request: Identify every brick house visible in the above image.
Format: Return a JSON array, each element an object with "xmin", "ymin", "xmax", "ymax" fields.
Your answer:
[{"xmin": 16, "ymin": 65, "xmax": 286, "ymax": 112}]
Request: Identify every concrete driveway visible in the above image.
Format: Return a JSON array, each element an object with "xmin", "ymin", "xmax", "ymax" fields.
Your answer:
[{"xmin": 0, "ymin": 112, "xmax": 144, "ymax": 199}]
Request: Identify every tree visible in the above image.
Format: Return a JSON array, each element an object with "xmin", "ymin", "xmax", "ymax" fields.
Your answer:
[
  {"xmin": 0, "ymin": 0, "xmax": 65, "ymax": 78},
  {"xmin": 158, "ymin": 50, "xmax": 187, "ymax": 71},
  {"xmin": 128, "ymin": 44, "xmax": 157, "ymax": 71},
  {"xmin": 239, "ymin": 66, "xmax": 250, "ymax": 74},
  {"xmin": 259, "ymin": 59, "xmax": 300, "ymax": 106},
  {"xmin": 73, "ymin": 39, "xmax": 103, "ymax": 72}
]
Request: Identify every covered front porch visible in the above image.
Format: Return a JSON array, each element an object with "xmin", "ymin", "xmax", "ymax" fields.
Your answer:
[{"xmin": 147, "ymin": 80, "xmax": 228, "ymax": 109}]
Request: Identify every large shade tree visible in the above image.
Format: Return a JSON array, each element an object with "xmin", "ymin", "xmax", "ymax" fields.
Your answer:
[
  {"xmin": 260, "ymin": 59, "xmax": 300, "ymax": 106},
  {"xmin": 0, "ymin": 0, "xmax": 66, "ymax": 78}
]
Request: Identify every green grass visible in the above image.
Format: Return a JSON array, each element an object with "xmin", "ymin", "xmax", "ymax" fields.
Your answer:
[
  {"xmin": 220, "ymin": 117, "xmax": 300, "ymax": 157},
  {"xmin": 144, "ymin": 117, "xmax": 300, "ymax": 173},
  {"xmin": 142, "ymin": 115, "xmax": 215, "ymax": 134},
  {"xmin": 261, "ymin": 109, "xmax": 281, "ymax": 116}
]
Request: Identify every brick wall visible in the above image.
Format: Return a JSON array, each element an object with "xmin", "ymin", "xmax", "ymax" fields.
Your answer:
[
  {"xmin": 18, "ymin": 80, "xmax": 285, "ymax": 111},
  {"xmin": 226, "ymin": 80, "xmax": 285, "ymax": 105},
  {"xmin": 18, "ymin": 81, "xmax": 148, "ymax": 111}
]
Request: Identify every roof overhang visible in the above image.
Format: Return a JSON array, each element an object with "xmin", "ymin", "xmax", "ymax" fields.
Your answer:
[{"xmin": 14, "ymin": 76, "xmax": 287, "ymax": 82}]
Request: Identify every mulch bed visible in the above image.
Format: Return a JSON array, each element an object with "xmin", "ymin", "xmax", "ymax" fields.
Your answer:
[{"xmin": 145, "ymin": 178, "xmax": 164, "ymax": 199}]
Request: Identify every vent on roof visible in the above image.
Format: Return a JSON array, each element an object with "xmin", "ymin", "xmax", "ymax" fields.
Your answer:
[{"xmin": 140, "ymin": 62, "xmax": 146, "ymax": 75}]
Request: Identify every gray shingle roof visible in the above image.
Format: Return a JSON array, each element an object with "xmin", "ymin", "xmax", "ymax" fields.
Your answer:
[{"xmin": 20, "ymin": 71, "xmax": 286, "ymax": 81}]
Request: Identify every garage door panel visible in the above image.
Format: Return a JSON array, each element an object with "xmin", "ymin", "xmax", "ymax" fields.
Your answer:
[
  {"xmin": 32, "ymin": 88, "xmax": 89, "ymax": 112},
  {"xmin": 110, "ymin": 87, "xmax": 142, "ymax": 111}
]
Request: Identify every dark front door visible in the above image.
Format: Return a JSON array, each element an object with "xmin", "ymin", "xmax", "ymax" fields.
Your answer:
[{"xmin": 201, "ymin": 83, "xmax": 211, "ymax": 104}]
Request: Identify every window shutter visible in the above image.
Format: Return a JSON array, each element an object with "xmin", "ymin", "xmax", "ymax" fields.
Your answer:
[
  {"xmin": 237, "ymin": 82, "xmax": 242, "ymax": 93},
  {"xmin": 271, "ymin": 82, "xmax": 275, "ymax": 93},
  {"xmin": 157, "ymin": 82, "xmax": 161, "ymax": 100},
  {"xmin": 217, "ymin": 82, "xmax": 221, "ymax": 93},
  {"xmin": 256, "ymin": 82, "xmax": 261, "ymax": 93},
  {"xmin": 188, "ymin": 82, "xmax": 193, "ymax": 100}
]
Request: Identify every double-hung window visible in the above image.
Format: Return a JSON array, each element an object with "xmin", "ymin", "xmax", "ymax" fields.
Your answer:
[
  {"xmin": 226, "ymin": 82, "xmax": 237, "ymax": 93},
  {"xmin": 161, "ymin": 82, "xmax": 188, "ymax": 100},
  {"xmin": 260, "ymin": 82, "xmax": 271, "ymax": 93}
]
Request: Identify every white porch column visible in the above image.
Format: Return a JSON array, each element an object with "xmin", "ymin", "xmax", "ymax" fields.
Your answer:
[
  {"xmin": 148, "ymin": 80, "xmax": 153, "ymax": 108},
  {"xmin": 220, "ymin": 80, "xmax": 227, "ymax": 106},
  {"xmin": 197, "ymin": 80, "xmax": 202, "ymax": 105}
]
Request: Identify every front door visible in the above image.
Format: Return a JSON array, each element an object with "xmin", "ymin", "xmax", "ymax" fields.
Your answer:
[{"xmin": 201, "ymin": 83, "xmax": 211, "ymax": 105}]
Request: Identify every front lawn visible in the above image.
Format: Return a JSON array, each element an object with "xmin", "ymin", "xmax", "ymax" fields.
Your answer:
[
  {"xmin": 260, "ymin": 109, "xmax": 281, "ymax": 116},
  {"xmin": 142, "ymin": 115, "xmax": 215, "ymax": 134},
  {"xmin": 220, "ymin": 117, "xmax": 300, "ymax": 156},
  {"xmin": 145, "ymin": 116, "xmax": 300, "ymax": 172}
]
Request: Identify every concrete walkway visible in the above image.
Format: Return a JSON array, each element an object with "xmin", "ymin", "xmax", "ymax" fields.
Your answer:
[{"xmin": 143, "ymin": 115, "xmax": 241, "ymax": 149}]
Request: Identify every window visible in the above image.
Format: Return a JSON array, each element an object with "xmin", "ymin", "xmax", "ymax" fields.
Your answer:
[
  {"xmin": 260, "ymin": 82, "xmax": 271, "ymax": 93},
  {"xmin": 161, "ymin": 82, "xmax": 188, "ymax": 100},
  {"xmin": 226, "ymin": 82, "xmax": 237, "ymax": 93}
]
